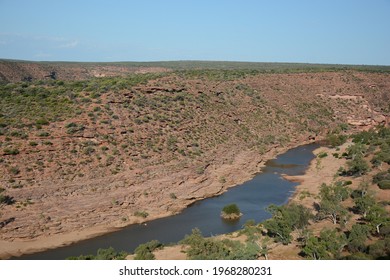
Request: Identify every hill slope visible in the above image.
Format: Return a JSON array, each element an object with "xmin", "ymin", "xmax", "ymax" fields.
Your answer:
[{"xmin": 0, "ymin": 61, "xmax": 389, "ymax": 258}]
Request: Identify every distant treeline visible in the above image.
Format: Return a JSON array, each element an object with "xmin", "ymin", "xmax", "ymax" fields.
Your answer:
[{"xmin": 2, "ymin": 59, "xmax": 390, "ymax": 73}]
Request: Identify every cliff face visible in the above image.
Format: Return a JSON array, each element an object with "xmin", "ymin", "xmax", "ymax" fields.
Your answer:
[{"xmin": 0, "ymin": 61, "xmax": 389, "ymax": 258}]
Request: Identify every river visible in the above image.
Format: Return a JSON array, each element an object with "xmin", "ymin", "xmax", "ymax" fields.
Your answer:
[{"xmin": 16, "ymin": 143, "xmax": 318, "ymax": 259}]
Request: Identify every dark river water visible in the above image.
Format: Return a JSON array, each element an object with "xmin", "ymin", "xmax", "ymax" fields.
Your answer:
[{"xmin": 16, "ymin": 143, "xmax": 318, "ymax": 259}]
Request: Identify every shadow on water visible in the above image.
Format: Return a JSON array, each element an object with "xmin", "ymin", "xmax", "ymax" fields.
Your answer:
[{"xmin": 16, "ymin": 143, "xmax": 319, "ymax": 259}]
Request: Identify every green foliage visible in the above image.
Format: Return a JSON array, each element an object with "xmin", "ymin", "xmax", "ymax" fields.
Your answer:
[
  {"xmin": 354, "ymin": 194, "xmax": 376, "ymax": 218},
  {"xmin": 180, "ymin": 228, "xmax": 259, "ymax": 260},
  {"xmin": 345, "ymin": 143, "xmax": 367, "ymax": 159},
  {"xmin": 0, "ymin": 81, "xmax": 76, "ymax": 126},
  {"xmin": 352, "ymin": 129, "xmax": 377, "ymax": 145},
  {"xmin": 320, "ymin": 182, "xmax": 350, "ymax": 202},
  {"xmin": 325, "ymin": 133, "xmax": 347, "ymax": 148},
  {"xmin": 35, "ymin": 118, "xmax": 50, "ymax": 126},
  {"xmin": 347, "ymin": 224, "xmax": 370, "ymax": 253},
  {"xmin": 302, "ymin": 229, "xmax": 347, "ymax": 260},
  {"xmin": 378, "ymin": 180, "xmax": 390, "ymax": 190},
  {"xmin": 345, "ymin": 155, "xmax": 370, "ymax": 176},
  {"xmin": 317, "ymin": 182, "xmax": 350, "ymax": 224},
  {"xmin": 134, "ymin": 240, "xmax": 163, "ymax": 260},
  {"xmin": 239, "ymin": 220, "xmax": 262, "ymax": 242},
  {"xmin": 368, "ymin": 237, "xmax": 390, "ymax": 259},
  {"xmin": 221, "ymin": 204, "xmax": 241, "ymax": 215},
  {"xmin": 263, "ymin": 203, "xmax": 312, "ymax": 245},
  {"xmin": 373, "ymin": 150, "xmax": 390, "ymax": 165},
  {"xmin": 65, "ymin": 122, "xmax": 85, "ymax": 134},
  {"xmin": 134, "ymin": 211, "xmax": 149, "ymax": 218},
  {"xmin": 67, "ymin": 247, "xmax": 127, "ymax": 260},
  {"xmin": 317, "ymin": 152, "xmax": 328, "ymax": 158},
  {"xmin": 373, "ymin": 169, "xmax": 390, "ymax": 184},
  {"xmin": 0, "ymin": 193, "xmax": 14, "ymax": 205},
  {"xmin": 365, "ymin": 204, "xmax": 390, "ymax": 235},
  {"xmin": 3, "ymin": 148, "xmax": 19, "ymax": 155},
  {"xmin": 166, "ymin": 135, "xmax": 178, "ymax": 152}
]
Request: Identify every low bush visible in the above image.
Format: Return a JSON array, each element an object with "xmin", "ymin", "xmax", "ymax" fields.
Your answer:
[
  {"xmin": 134, "ymin": 240, "xmax": 163, "ymax": 260},
  {"xmin": 3, "ymin": 148, "xmax": 19, "ymax": 155},
  {"xmin": 378, "ymin": 180, "xmax": 390, "ymax": 190},
  {"xmin": 318, "ymin": 152, "xmax": 328, "ymax": 158},
  {"xmin": 373, "ymin": 170, "xmax": 390, "ymax": 184},
  {"xmin": 221, "ymin": 204, "xmax": 242, "ymax": 219},
  {"xmin": 325, "ymin": 133, "xmax": 347, "ymax": 147},
  {"xmin": 134, "ymin": 211, "xmax": 149, "ymax": 218},
  {"xmin": 180, "ymin": 228, "xmax": 259, "ymax": 260},
  {"xmin": 67, "ymin": 247, "xmax": 127, "ymax": 260}
]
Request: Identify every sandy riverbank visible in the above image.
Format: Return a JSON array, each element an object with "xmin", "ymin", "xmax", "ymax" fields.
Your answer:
[{"xmin": 284, "ymin": 142, "xmax": 349, "ymax": 208}]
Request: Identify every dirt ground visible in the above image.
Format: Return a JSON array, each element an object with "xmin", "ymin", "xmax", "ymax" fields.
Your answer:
[{"xmin": 1, "ymin": 65, "xmax": 389, "ymax": 259}]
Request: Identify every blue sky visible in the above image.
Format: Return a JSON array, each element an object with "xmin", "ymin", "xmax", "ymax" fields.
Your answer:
[{"xmin": 0, "ymin": 0, "xmax": 389, "ymax": 65}]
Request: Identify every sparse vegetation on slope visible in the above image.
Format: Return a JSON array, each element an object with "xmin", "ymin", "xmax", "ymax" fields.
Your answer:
[{"xmin": 0, "ymin": 61, "xmax": 389, "ymax": 258}]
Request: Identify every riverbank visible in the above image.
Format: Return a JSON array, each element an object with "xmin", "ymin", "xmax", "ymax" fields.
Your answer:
[
  {"xmin": 135, "ymin": 142, "xmax": 352, "ymax": 260},
  {"xmin": 284, "ymin": 142, "xmax": 350, "ymax": 208},
  {"xmin": 0, "ymin": 138, "xmax": 315, "ymax": 259}
]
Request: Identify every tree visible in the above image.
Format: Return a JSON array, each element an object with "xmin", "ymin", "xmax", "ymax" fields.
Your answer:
[
  {"xmin": 95, "ymin": 247, "xmax": 127, "ymax": 260},
  {"xmin": 180, "ymin": 228, "xmax": 258, "ymax": 260},
  {"xmin": 320, "ymin": 182, "xmax": 350, "ymax": 202},
  {"xmin": 263, "ymin": 203, "xmax": 312, "ymax": 245},
  {"xmin": 302, "ymin": 234, "xmax": 327, "ymax": 260},
  {"xmin": 256, "ymin": 237, "xmax": 271, "ymax": 260},
  {"xmin": 317, "ymin": 183, "xmax": 350, "ymax": 225},
  {"xmin": 318, "ymin": 199, "xmax": 349, "ymax": 225},
  {"xmin": 366, "ymin": 204, "xmax": 390, "ymax": 235},
  {"xmin": 67, "ymin": 247, "xmax": 127, "ymax": 260},
  {"xmin": 346, "ymin": 155, "xmax": 370, "ymax": 176},
  {"xmin": 286, "ymin": 203, "xmax": 313, "ymax": 231},
  {"xmin": 368, "ymin": 237, "xmax": 390, "ymax": 259},
  {"xmin": 263, "ymin": 218, "xmax": 292, "ymax": 245},
  {"xmin": 302, "ymin": 229, "xmax": 347, "ymax": 260},
  {"xmin": 134, "ymin": 240, "xmax": 162, "ymax": 260},
  {"xmin": 345, "ymin": 143, "xmax": 367, "ymax": 159},
  {"xmin": 221, "ymin": 203, "xmax": 242, "ymax": 219},
  {"xmin": 348, "ymin": 224, "xmax": 370, "ymax": 253},
  {"xmin": 354, "ymin": 194, "xmax": 376, "ymax": 218}
]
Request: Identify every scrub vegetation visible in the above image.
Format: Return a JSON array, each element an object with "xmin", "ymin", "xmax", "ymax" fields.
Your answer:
[{"xmin": 1, "ymin": 60, "xmax": 389, "ymax": 259}]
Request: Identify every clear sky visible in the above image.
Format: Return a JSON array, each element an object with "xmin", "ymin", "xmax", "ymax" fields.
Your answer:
[{"xmin": 0, "ymin": 0, "xmax": 389, "ymax": 65}]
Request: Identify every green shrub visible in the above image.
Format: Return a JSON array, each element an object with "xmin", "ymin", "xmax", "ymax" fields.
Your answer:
[
  {"xmin": 67, "ymin": 247, "xmax": 127, "ymax": 260},
  {"xmin": 66, "ymin": 122, "xmax": 85, "ymax": 134},
  {"xmin": 326, "ymin": 133, "xmax": 347, "ymax": 147},
  {"xmin": 346, "ymin": 155, "xmax": 370, "ymax": 176},
  {"xmin": 9, "ymin": 166, "xmax": 20, "ymax": 175},
  {"xmin": 37, "ymin": 131, "xmax": 50, "ymax": 137},
  {"xmin": 35, "ymin": 118, "xmax": 49, "ymax": 126},
  {"xmin": 373, "ymin": 170, "xmax": 390, "ymax": 184},
  {"xmin": 134, "ymin": 211, "xmax": 149, "ymax": 218},
  {"xmin": 368, "ymin": 237, "xmax": 390, "ymax": 259},
  {"xmin": 264, "ymin": 203, "xmax": 312, "ymax": 245},
  {"xmin": 378, "ymin": 180, "xmax": 390, "ymax": 190},
  {"xmin": 318, "ymin": 152, "xmax": 328, "ymax": 158},
  {"xmin": 352, "ymin": 130, "xmax": 377, "ymax": 145},
  {"xmin": 3, "ymin": 148, "xmax": 19, "ymax": 155},
  {"xmin": 180, "ymin": 228, "xmax": 258, "ymax": 260},
  {"xmin": 0, "ymin": 194, "xmax": 15, "ymax": 205},
  {"xmin": 134, "ymin": 240, "xmax": 162, "ymax": 260},
  {"xmin": 29, "ymin": 141, "xmax": 38, "ymax": 146},
  {"xmin": 221, "ymin": 204, "xmax": 241, "ymax": 215}
]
